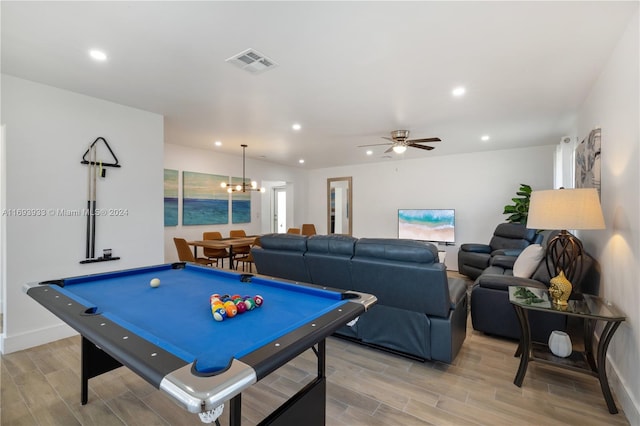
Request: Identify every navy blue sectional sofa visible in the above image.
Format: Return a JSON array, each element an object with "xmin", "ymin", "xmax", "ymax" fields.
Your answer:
[{"xmin": 251, "ymin": 234, "xmax": 468, "ymax": 364}]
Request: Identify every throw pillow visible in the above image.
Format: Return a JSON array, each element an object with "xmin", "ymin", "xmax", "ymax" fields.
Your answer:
[{"xmin": 513, "ymin": 244, "xmax": 545, "ymax": 278}]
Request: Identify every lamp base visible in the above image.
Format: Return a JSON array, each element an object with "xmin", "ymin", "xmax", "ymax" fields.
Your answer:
[{"xmin": 545, "ymin": 230, "xmax": 584, "ymax": 289}]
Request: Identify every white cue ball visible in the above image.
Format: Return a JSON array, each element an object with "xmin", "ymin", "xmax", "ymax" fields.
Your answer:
[{"xmin": 150, "ymin": 278, "xmax": 161, "ymax": 288}]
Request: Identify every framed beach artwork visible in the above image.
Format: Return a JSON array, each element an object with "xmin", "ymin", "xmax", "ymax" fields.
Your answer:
[
  {"xmin": 231, "ymin": 176, "xmax": 251, "ymax": 224},
  {"xmin": 182, "ymin": 171, "xmax": 229, "ymax": 225},
  {"xmin": 163, "ymin": 169, "xmax": 179, "ymax": 226},
  {"xmin": 575, "ymin": 128, "xmax": 601, "ymax": 197}
]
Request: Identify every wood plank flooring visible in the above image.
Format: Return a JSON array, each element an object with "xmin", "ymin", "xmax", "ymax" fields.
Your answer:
[{"xmin": 1, "ymin": 278, "xmax": 630, "ymax": 425}]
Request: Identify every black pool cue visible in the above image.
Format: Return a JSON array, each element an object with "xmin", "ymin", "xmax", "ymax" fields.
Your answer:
[
  {"xmin": 85, "ymin": 143, "xmax": 92, "ymax": 259},
  {"xmin": 91, "ymin": 144, "xmax": 97, "ymax": 259}
]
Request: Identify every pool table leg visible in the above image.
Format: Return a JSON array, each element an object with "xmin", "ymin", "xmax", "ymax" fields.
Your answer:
[
  {"xmin": 81, "ymin": 336, "xmax": 122, "ymax": 404},
  {"xmin": 229, "ymin": 394, "xmax": 242, "ymax": 426}
]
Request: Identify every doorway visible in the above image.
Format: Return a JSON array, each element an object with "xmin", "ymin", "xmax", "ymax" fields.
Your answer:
[{"xmin": 273, "ymin": 187, "xmax": 287, "ymax": 233}]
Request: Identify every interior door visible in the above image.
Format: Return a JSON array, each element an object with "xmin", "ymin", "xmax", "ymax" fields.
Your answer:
[{"xmin": 273, "ymin": 187, "xmax": 286, "ymax": 233}]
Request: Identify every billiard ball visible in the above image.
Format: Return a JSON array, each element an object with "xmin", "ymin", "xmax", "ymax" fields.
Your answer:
[
  {"xmin": 236, "ymin": 301, "xmax": 247, "ymax": 314},
  {"xmin": 225, "ymin": 304, "xmax": 237, "ymax": 318},
  {"xmin": 254, "ymin": 295, "xmax": 264, "ymax": 307},
  {"xmin": 150, "ymin": 278, "xmax": 160, "ymax": 288},
  {"xmin": 244, "ymin": 299, "xmax": 256, "ymax": 311},
  {"xmin": 212, "ymin": 307, "xmax": 227, "ymax": 321}
]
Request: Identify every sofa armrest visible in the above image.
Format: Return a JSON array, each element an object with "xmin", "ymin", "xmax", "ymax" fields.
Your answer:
[
  {"xmin": 490, "ymin": 255, "xmax": 517, "ymax": 269},
  {"xmin": 448, "ymin": 277, "xmax": 467, "ymax": 309},
  {"xmin": 491, "ymin": 248, "xmax": 524, "ymax": 257},
  {"xmin": 460, "ymin": 243, "xmax": 491, "ymax": 254},
  {"xmin": 475, "ymin": 274, "xmax": 548, "ymax": 292}
]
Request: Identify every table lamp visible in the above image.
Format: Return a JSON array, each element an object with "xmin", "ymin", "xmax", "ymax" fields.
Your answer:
[{"xmin": 526, "ymin": 188, "xmax": 605, "ymax": 304}]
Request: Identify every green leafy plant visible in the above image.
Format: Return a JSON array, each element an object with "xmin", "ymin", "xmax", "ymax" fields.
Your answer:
[{"xmin": 503, "ymin": 183, "xmax": 532, "ymax": 224}]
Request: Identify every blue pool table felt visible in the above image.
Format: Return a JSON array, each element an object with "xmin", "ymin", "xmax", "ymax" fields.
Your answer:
[{"xmin": 55, "ymin": 265, "xmax": 348, "ymax": 374}]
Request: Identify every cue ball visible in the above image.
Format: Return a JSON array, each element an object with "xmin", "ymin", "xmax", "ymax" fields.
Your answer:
[{"xmin": 150, "ymin": 278, "xmax": 161, "ymax": 288}]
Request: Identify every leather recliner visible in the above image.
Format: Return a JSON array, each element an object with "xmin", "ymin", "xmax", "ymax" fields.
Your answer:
[
  {"xmin": 458, "ymin": 223, "xmax": 542, "ymax": 280},
  {"xmin": 470, "ymin": 230, "xmax": 598, "ymax": 342}
]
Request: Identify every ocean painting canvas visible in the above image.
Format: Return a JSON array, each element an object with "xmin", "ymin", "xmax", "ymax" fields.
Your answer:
[
  {"xmin": 164, "ymin": 169, "xmax": 179, "ymax": 226},
  {"xmin": 182, "ymin": 172, "xmax": 229, "ymax": 225},
  {"xmin": 232, "ymin": 176, "xmax": 251, "ymax": 224}
]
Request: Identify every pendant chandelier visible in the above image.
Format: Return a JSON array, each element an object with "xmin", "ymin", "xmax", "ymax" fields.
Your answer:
[{"xmin": 221, "ymin": 144, "xmax": 265, "ymax": 193}]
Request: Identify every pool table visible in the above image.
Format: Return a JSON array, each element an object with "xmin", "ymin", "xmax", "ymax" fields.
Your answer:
[{"xmin": 25, "ymin": 262, "xmax": 376, "ymax": 425}]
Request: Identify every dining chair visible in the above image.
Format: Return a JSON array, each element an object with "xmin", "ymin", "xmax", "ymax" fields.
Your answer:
[
  {"xmin": 301, "ymin": 224, "xmax": 317, "ymax": 236},
  {"xmin": 202, "ymin": 231, "xmax": 228, "ymax": 268},
  {"xmin": 173, "ymin": 237, "xmax": 212, "ymax": 266},
  {"xmin": 287, "ymin": 228, "xmax": 301, "ymax": 234},
  {"xmin": 229, "ymin": 229, "xmax": 251, "ymax": 269},
  {"xmin": 236, "ymin": 236, "xmax": 261, "ymax": 272}
]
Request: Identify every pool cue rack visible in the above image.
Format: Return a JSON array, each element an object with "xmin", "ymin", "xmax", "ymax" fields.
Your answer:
[{"xmin": 80, "ymin": 137, "xmax": 121, "ymax": 264}]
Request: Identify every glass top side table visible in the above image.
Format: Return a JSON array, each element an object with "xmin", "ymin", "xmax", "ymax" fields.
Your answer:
[{"xmin": 508, "ymin": 286, "xmax": 625, "ymax": 414}]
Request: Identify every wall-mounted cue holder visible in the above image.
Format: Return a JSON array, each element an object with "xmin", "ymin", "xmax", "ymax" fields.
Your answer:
[{"xmin": 80, "ymin": 137, "xmax": 122, "ymax": 264}]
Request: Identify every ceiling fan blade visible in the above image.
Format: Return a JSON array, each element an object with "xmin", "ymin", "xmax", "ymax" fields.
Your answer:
[
  {"xmin": 408, "ymin": 143, "xmax": 435, "ymax": 151},
  {"xmin": 357, "ymin": 142, "xmax": 393, "ymax": 148},
  {"xmin": 381, "ymin": 137, "xmax": 395, "ymax": 142},
  {"xmin": 407, "ymin": 137, "xmax": 441, "ymax": 143},
  {"xmin": 384, "ymin": 146, "xmax": 395, "ymax": 153}
]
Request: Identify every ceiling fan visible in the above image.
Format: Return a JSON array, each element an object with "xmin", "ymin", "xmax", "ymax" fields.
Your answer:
[{"xmin": 358, "ymin": 130, "xmax": 441, "ymax": 154}]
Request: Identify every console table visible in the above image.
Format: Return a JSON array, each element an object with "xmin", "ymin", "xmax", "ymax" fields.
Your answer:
[{"xmin": 509, "ymin": 286, "xmax": 625, "ymax": 414}]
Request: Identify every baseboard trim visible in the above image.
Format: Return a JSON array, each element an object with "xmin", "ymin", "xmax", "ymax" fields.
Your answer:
[
  {"xmin": 1, "ymin": 322, "xmax": 77, "ymax": 354},
  {"xmin": 609, "ymin": 356, "xmax": 640, "ymax": 424}
]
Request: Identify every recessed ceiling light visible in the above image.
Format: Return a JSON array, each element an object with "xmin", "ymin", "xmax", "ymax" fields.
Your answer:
[
  {"xmin": 298, "ymin": 159, "xmax": 305, "ymax": 164},
  {"xmin": 481, "ymin": 135, "xmax": 490, "ymax": 141},
  {"xmin": 366, "ymin": 150, "xmax": 373, "ymax": 156},
  {"xmin": 214, "ymin": 140, "xmax": 222, "ymax": 146},
  {"xmin": 292, "ymin": 123, "xmax": 302, "ymax": 131},
  {"xmin": 89, "ymin": 49, "xmax": 107, "ymax": 61},
  {"xmin": 452, "ymin": 86, "xmax": 466, "ymax": 97}
]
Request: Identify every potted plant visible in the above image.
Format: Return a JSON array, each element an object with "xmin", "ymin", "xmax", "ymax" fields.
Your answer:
[{"xmin": 503, "ymin": 183, "xmax": 532, "ymax": 224}]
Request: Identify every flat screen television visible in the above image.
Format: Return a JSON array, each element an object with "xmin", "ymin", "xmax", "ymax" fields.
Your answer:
[{"xmin": 398, "ymin": 209, "xmax": 455, "ymax": 244}]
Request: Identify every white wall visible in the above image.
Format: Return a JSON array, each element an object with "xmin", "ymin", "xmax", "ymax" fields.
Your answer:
[
  {"xmin": 163, "ymin": 143, "xmax": 308, "ymax": 262},
  {"xmin": 307, "ymin": 145, "xmax": 556, "ymax": 270},
  {"xmin": 1, "ymin": 75, "xmax": 164, "ymax": 354},
  {"xmin": 574, "ymin": 10, "xmax": 639, "ymax": 423}
]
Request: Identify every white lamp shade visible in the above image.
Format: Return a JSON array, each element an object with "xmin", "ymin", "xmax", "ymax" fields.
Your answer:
[
  {"xmin": 392, "ymin": 145, "xmax": 407, "ymax": 154},
  {"xmin": 526, "ymin": 188, "xmax": 605, "ymax": 230}
]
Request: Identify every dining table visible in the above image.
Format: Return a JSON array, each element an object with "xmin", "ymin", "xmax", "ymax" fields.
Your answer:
[{"xmin": 187, "ymin": 236, "xmax": 257, "ymax": 268}]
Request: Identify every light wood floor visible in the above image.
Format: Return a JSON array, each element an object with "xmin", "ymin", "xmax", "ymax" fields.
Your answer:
[{"xmin": 1, "ymin": 287, "xmax": 630, "ymax": 425}]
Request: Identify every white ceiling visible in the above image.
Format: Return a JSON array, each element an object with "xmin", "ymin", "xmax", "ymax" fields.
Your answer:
[{"xmin": 2, "ymin": 1, "xmax": 637, "ymax": 169}]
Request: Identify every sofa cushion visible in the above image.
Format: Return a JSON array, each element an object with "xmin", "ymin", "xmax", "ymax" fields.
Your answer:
[
  {"xmin": 513, "ymin": 244, "xmax": 545, "ymax": 278},
  {"xmin": 305, "ymin": 235, "xmax": 356, "ymax": 290},
  {"xmin": 355, "ymin": 238, "xmax": 438, "ymax": 263},
  {"xmin": 306, "ymin": 234, "xmax": 356, "ymax": 255},
  {"xmin": 259, "ymin": 233, "xmax": 308, "ymax": 251}
]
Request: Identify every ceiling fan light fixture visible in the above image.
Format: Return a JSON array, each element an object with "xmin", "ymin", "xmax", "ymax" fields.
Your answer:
[{"xmin": 393, "ymin": 145, "xmax": 407, "ymax": 154}]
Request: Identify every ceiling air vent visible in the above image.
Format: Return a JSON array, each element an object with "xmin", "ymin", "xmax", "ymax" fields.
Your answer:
[{"xmin": 226, "ymin": 48, "xmax": 278, "ymax": 74}]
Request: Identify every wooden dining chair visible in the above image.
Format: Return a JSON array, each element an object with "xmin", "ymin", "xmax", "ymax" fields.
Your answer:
[
  {"xmin": 229, "ymin": 230, "xmax": 251, "ymax": 269},
  {"xmin": 236, "ymin": 236, "xmax": 261, "ymax": 272},
  {"xmin": 301, "ymin": 224, "xmax": 317, "ymax": 236},
  {"xmin": 173, "ymin": 238, "xmax": 212, "ymax": 266},
  {"xmin": 287, "ymin": 228, "xmax": 301, "ymax": 234},
  {"xmin": 203, "ymin": 231, "xmax": 228, "ymax": 268}
]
